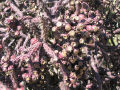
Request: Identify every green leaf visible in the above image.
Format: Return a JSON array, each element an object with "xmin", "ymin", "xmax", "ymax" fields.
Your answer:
[
  {"xmin": 113, "ymin": 37, "xmax": 118, "ymax": 46},
  {"xmin": 108, "ymin": 39, "xmax": 113, "ymax": 46}
]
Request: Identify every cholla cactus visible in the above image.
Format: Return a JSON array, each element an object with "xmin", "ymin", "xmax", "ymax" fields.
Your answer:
[{"xmin": 0, "ymin": 0, "xmax": 120, "ymax": 90}]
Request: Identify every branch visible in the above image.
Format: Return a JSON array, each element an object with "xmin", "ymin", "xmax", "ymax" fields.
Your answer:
[
  {"xmin": 8, "ymin": 39, "xmax": 15, "ymax": 47},
  {"xmin": 90, "ymin": 55, "xmax": 102, "ymax": 90},
  {"xmin": 113, "ymin": 28, "xmax": 120, "ymax": 34},
  {"xmin": 75, "ymin": 1, "xmax": 80, "ymax": 15},
  {"xmin": 2, "ymin": 33, "xmax": 9, "ymax": 47},
  {"xmin": 43, "ymin": 43, "xmax": 58, "ymax": 62},
  {"xmin": 10, "ymin": 70, "xmax": 18, "ymax": 89},
  {"xmin": 0, "ymin": 28, "xmax": 7, "ymax": 32},
  {"xmin": 0, "ymin": 81, "xmax": 10, "ymax": 90},
  {"xmin": 58, "ymin": 60, "xmax": 70, "ymax": 90},
  {"xmin": 15, "ymin": 38, "xmax": 23, "ymax": 51},
  {"xmin": 13, "ymin": 0, "xmax": 20, "ymax": 7},
  {"xmin": 9, "ymin": 0, "xmax": 23, "ymax": 18},
  {"xmin": 23, "ymin": 34, "xmax": 30, "ymax": 47},
  {"xmin": 50, "ymin": 0, "xmax": 64, "ymax": 15}
]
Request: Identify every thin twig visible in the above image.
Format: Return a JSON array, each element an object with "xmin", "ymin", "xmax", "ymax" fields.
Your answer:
[
  {"xmin": 0, "ymin": 28, "xmax": 7, "ymax": 32},
  {"xmin": 43, "ymin": 43, "xmax": 58, "ymax": 62},
  {"xmin": 9, "ymin": 1, "xmax": 23, "ymax": 18},
  {"xmin": 50, "ymin": 0, "xmax": 63, "ymax": 15},
  {"xmin": 23, "ymin": 34, "xmax": 30, "ymax": 47},
  {"xmin": 90, "ymin": 55, "xmax": 102, "ymax": 90},
  {"xmin": 113, "ymin": 28, "xmax": 120, "ymax": 34},
  {"xmin": 15, "ymin": 38, "xmax": 23, "ymax": 50},
  {"xmin": 10, "ymin": 70, "xmax": 18, "ymax": 89}
]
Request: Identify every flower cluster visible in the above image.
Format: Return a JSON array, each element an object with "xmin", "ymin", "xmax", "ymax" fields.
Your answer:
[{"xmin": 0, "ymin": 0, "xmax": 120, "ymax": 90}]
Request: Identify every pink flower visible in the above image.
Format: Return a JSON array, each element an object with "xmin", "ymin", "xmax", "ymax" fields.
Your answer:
[
  {"xmin": 22, "ymin": 73, "xmax": 29, "ymax": 79},
  {"xmin": 79, "ymin": 14, "xmax": 85, "ymax": 20},
  {"xmin": 86, "ymin": 25, "xmax": 92, "ymax": 31},
  {"xmin": 17, "ymin": 25, "xmax": 22, "ymax": 31},
  {"xmin": 33, "ymin": 55, "xmax": 39, "ymax": 62},
  {"xmin": 15, "ymin": 31, "xmax": 20, "ymax": 36},
  {"xmin": 16, "ymin": 87, "xmax": 24, "ymax": 90},
  {"xmin": 58, "ymin": 52, "xmax": 64, "ymax": 59},
  {"xmin": 0, "ymin": 44, "xmax": 2, "ymax": 49},
  {"xmin": 8, "ymin": 65, "xmax": 13, "ymax": 71},
  {"xmin": 30, "ymin": 38, "xmax": 38, "ymax": 45},
  {"xmin": 91, "ymin": 25, "xmax": 99, "ymax": 31},
  {"xmin": 10, "ymin": 55, "xmax": 16, "ymax": 60}
]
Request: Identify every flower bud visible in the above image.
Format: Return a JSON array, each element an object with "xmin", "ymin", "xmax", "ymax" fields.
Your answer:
[
  {"xmin": 65, "ymin": 15, "xmax": 70, "ymax": 20},
  {"xmin": 15, "ymin": 31, "xmax": 20, "ymax": 36},
  {"xmin": 26, "ymin": 77, "xmax": 30, "ymax": 82},
  {"xmin": 73, "ymin": 84, "xmax": 77, "ymax": 88},
  {"xmin": 62, "ymin": 44, "xmax": 68, "ymax": 49},
  {"xmin": 2, "ymin": 63, "xmax": 8, "ymax": 68},
  {"xmin": 70, "ymin": 72, "xmax": 76, "ymax": 78},
  {"xmin": 77, "ymin": 23, "xmax": 84, "ymax": 30},
  {"xmin": 87, "ymin": 18, "xmax": 93, "ymax": 23},
  {"xmin": 66, "ymin": 45, "xmax": 73, "ymax": 52},
  {"xmin": 74, "ymin": 16, "xmax": 79, "ymax": 21},
  {"xmin": 70, "ymin": 14, "xmax": 76, "ymax": 21},
  {"xmin": 68, "ymin": 30, "xmax": 75, "ymax": 36},
  {"xmin": 92, "ymin": 25, "xmax": 99, "ymax": 32},
  {"xmin": 17, "ymin": 25, "xmax": 22, "ymax": 31},
  {"xmin": 54, "ymin": 50, "xmax": 59, "ymax": 54},
  {"xmin": 62, "ymin": 60, "xmax": 67, "ymax": 64},
  {"xmin": 52, "ymin": 26, "xmax": 57, "ymax": 32},
  {"xmin": 16, "ymin": 87, "xmax": 24, "ymax": 90},
  {"xmin": 69, "ymin": 6, "xmax": 75, "ymax": 11},
  {"xmin": 1, "ymin": 56, "xmax": 8, "ymax": 62},
  {"xmin": 73, "ymin": 49, "xmax": 79, "ymax": 55},
  {"xmin": 70, "ymin": 1, "xmax": 75, "ymax": 6},
  {"xmin": 22, "ymin": 73, "xmax": 28, "ymax": 79},
  {"xmin": 8, "ymin": 65, "xmax": 13, "ymax": 71},
  {"xmin": 58, "ymin": 52, "xmax": 64, "ymax": 59},
  {"xmin": 79, "ymin": 38, "xmax": 84, "ymax": 44},
  {"xmin": 65, "ymin": 24, "xmax": 71, "ymax": 31},
  {"xmin": 74, "ymin": 65, "xmax": 79, "ymax": 70},
  {"xmin": 86, "ymin": 25, "xmax": 92, "ymax": 31},
  {"xmin": 34, "ymin": 55, "xmax": 39, "ymax": 62},
  {"xmin": 75, "ymin": 0, "xmax": 79, "ymax": 4},
  {"xmin": 63, "ymin": 76, "xmax": 68, "ymax": 81},
  {"xmin": 19, "ymin": 81, "xmax": 25, "ymax": 87},
  {"xmin": 70, "ymin": 58, "xmax": 76, "ymax": 63},
  {"xmin": 56, "ymin": 21, "xmax": 63, "ymax": 28},
  {"xmin": 61, "ymin": 49, "xmax": 67, "ymax": 57},
  {"xmin": 41, "ymin": 75, "xmax": 44, "ymax": 80},
  {"xmin": 80, "ymin": 8, "xmax": 87, "ymax": 14},
  {"xmin": 0, "ymin": 44, "xmax": 2, "ymax": 49},
  {"xmin": 10, "ymin": 54, "xmax": 16, "ymax": 60},
  {"xmin": 9, "ymin": 15, "xmax": 14, "ymax": 20},
  {"xmin": 79, "ymin": 14, "xmax": 85, "ymax": 20},
  {"xmin": 71, "ymin": 42, "xmax": 77, "ymax": 47},
  {"xmin": 62, "ymin": 34, "xmax": 68, "ymax": 39},
  {"xmin": 70, "ymin": 78, "xmax": 75, "ymax": 83},
  {"xmin": 99, "ymin": 20, "xmax": 103, "ymax": 24},
  {"xmin": 49, "ymin": 38, "xmax": 56, "ymax": 44},
  {"xmin": 41, "ymin": 59, "xmax": 46, "ymax": 65},
  {"xmin": 32, "ymin": 74, "xmax": 38, "ymax": 81},
  {"xmin": 24, "ymin": 57, "xmax": 29, "ymax": 62}
]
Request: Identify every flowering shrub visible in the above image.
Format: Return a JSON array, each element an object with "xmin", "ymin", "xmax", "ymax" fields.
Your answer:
[{"xmin": 0, "ymin": 0, "xmax": 120, "ymax": 90}]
